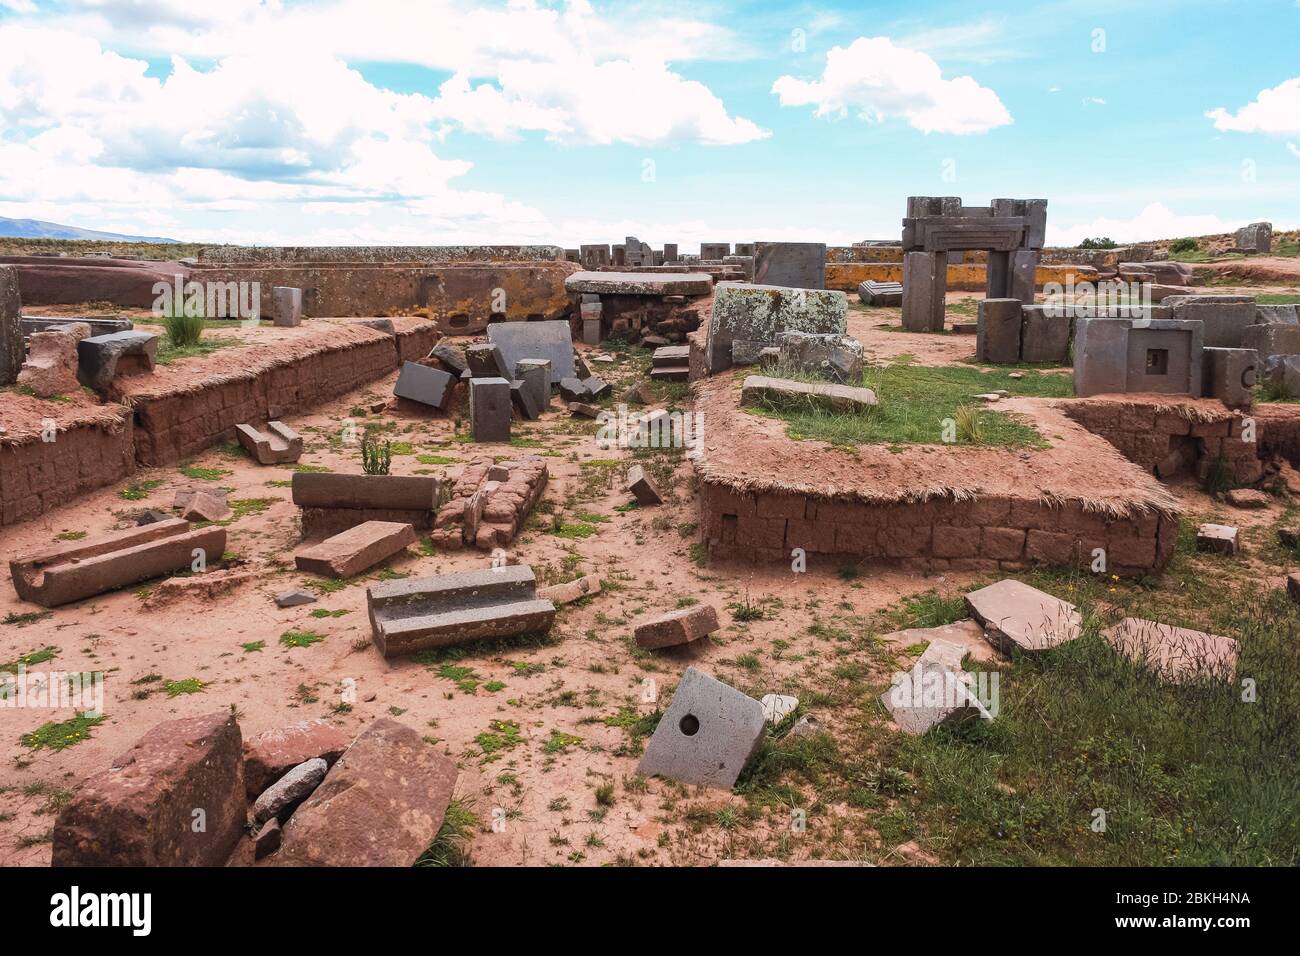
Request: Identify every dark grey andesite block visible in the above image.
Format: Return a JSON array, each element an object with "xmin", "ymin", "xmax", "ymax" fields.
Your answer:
[
  {"xmin": 394, "ymin": 361, "xmax": 456, "ymax": 411},
  {"xmin": 487, "ymin": 319, "xmax": 577, "ymax": 380},
  {"xmin": 510, "ymin": 379, "xmax": 541, "ymax": 420},
  {"xmin": 0, "ymin": 265, "xmax": 20, "ymax": 386},
  {"xmin": 469, "ymin": 376, "xmax": 512, "ymax": 442},
  {"xmin": 1018, "ymin": 306, "xmax": 1071, "ymax": 364},
  {"xmin": 637, "ymin": 667, "xmax": 767, "ymax": 790},
  {"xmin": 429, "ymin": 343, "xmax": 467, "ymax": 376},
  {"xmin": 582, "ymin": 375, "xmax": 611, "ymax": 400},
  {"xmin": 559, "ymin": 377, "xmax": 589, "ymax": 402},
  {"xmin": 857, "ymin": 280, "xmax": 903, "ymax": 307},
  {"xmin": 753, "ymin": 242, "xmax": 826, "ymax": 289},
  {"xmin": 273, "ymin": 286, "xmax": 303, "ymax": 327},
  {"xmin": 1203, "ymin": 347, "xmax": 1257, "ymax": 409},
  {"xmin": 76, "ymin": 330, "xmax": 159, "ymax": 390},
  {"xmin": 515, "ymin": 358, "xmax": 551, "ymax": 413},
  {"xmin": 976, "ymin": 299, "xmax": 1022, "ymax": 364},
  {"xmin": 465, "ymin": 342, "xmax": 510, "ymax": 378}
]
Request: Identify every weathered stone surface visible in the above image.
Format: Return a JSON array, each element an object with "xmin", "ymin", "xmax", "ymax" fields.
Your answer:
[
  {"xmin": 429, "ymin": 343, "xmax": 467, "ymax": 376},
  {"xmin": 9, "ymin": 518, "xmax": 226, "ymax": 608},
  {"xmin": 964, "ymin": 579, "xmax": 1082, "ymax": 653},
  {"xmin": 1018, "ymin": 305, "xmax": 1071, "ymax": 364},
  {"xmin": 1263, "ymin": 353, "xmax": 1300, "ymax": 398},
  {"xmin": 1243, "ymin": 322, "xmax": 1300, "ymax": 361},
  {"xmin": 367, "ymin": 564, "xmax": 555, "ymax": 657},
  {"xmin": 740, "ymin": 374, "xmax": 877, "ymax": 411},
  {"xmin": 569, "ymin": 401, "xmax": 600, "ymax": 417},
  {"xmin": 394, "ymin": 361, "xmax": 456, "ymax": 411},
  {"xmin": 488, "ymin": 319, "xmax": 578, "ymax": 381},
  {"xmin": 565, "ymin": 271, "xmax": 712, "ymax": 296},
  {"xmin": 976, "ymin": 298, "xmax": 1022, "ymax": 364},
  {"xmin": 273, "ymin": 286, "xmax": 303, "ymax": 327},
  {"xmin": 76, "ymin": 330, "xmax": 158, "ymax": 391},
  {"xmin": 255, "ymin": 818, "xmax": 282, "ymax": 860},
  {"xmin": 253, "ymin": 757, "xmax": 328, "ymax": 824},
  {"xmin": 638, "ymin": 668, "xmax": 766, "ymax": 790},
  {"xmin": 706, "ymin": 282, "xmax": 849, "ymax": 371},
  {"xmin": 901, "ymin": 250, "xmax": 947, "ymax": 332},
  {"xmin": 634, "ymin": 603, "xmax": 719, "ymax": 649},
  {"xmin": 275, "ymin": 589, "xmax": 317, "ymax": 609},
  {"xmin": 1073, "ymin": 316, "xmax": 1203, "ymax": 398},
  {"xmin": 1202, "ymin": 347, "xmax": 1257, "ymax": 408},
  {"xmin": 777, "ymin": 331, "xmax": 865, "ymax": 384},
  {"xmin": 753, "ymin": 242, "xmax": 826, "ymax": 289},
  {"xmin": 16, "ymin": 328, "xmax": 80, "ymax": 397},
  {"xmin": 881, "ymin": 660, "xmax": 988, "ymax": 735},
  {"xmin": 51, "ymin": 712, "xmax": 246, "ymax": 866},
  {"xmin": 1225, "ymin": 488, "xmax": 1270, "ymax": 509},
  {"xmin": 183, "ymin": 490, "xmax": 233, "ymax": 522},
  {"xmin": 1163, "ymin": 296, "xmax": 1256, "ymax": 349},
  {"xmin": 243, "ymin": 719, "xmax": 351, "ymax": 798},
  {"xmin": 760, "ymin": 694, "xmax": 798, "ymax": 724},
  {"xmin": 469, "ymin": 376, "xmax": 512, "ymax": 442},
  {"xmin": 0, "ymin": 265, "xmax": 22, "ymax": 385},
  {"xmin": 1197, "ymin": 522, "xmax": 1238, "ymax": 555},
  {"xmin": 236, "ymin": 420, "xmax": 304, "ymax": 465},
  {"xmin": 1102, "ymin": 617, "xmax": 1239, "ymax": 684},
  {"xmin": 627, "ymin": 463, "xmax": 663, "ymax": 505},
  {"xmin": 294, "ymin": 520, "xmax": 416, "ymax": 578},
  {"xmin": 515, "ymin": 358, "xmax": 551, "ymax": 413},
  {"xmin": 858, "ymin": 279, "xmax": 903, "ymax": 306},
  {"xmin": 465, "ymin": 342, "xmax": 510, "ymax": 378},
  {"xmin": 291, "ymin": 472, "xmax": 443, "ymax": 511},
  {"xmin": 1233, "ymin": 221, "xmax": 1272, "ymax": 253},
  {"xmin": 274, "ymin": 718, "xmax": 458, "ymax": 867},
  {"xmin": 537, "ymin": 574, "xmax": 601, "ymax": 606},
  {"xmin": 422, "ymin": 261, "xmax": 575, "ymax": 333}
]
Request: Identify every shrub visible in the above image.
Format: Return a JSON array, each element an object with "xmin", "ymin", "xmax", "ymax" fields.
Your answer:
[
  {"xmin": 1079, "ymin": 236, "xmax": 1117, "ymax": 249},
  {"xmin": 361, "ymin": 428, "xmax": 392, "ymax": 475},
  {"xmin": 163, "ymin": 312, "xmax": 205, "ymax": 348},
  {"xmin": 1170, "ymin": 237, "xmax": 1198, "ymax": 254}
]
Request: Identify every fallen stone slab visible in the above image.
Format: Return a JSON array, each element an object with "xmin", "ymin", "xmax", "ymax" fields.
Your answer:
[
  {"xmin": 76, "ymin": 329, "xmax": 158, "ymax": 391},
  {"xmin": 858, "ymin": 279, "xmax": 903, "ymax": 306},
  {"xmin": 429, "ymin": 342, "xmax": 467, "ymax": 376},
  {"xmin": 634, "ymin": 603, "xmax": 719, "ymax": 649},
  {"xmin": 465, "ymin": 342, "xmax": 510, "ymax": 378},
  {"xmin": 17, "ymin": 327, "xmax": 81, "ymax": 397},
  {"xmin": 777, "ymin": 331, "xmax": 865, "ymax": 384},
  {"xmin": 274, "ymin": 718, "xmax": 458, "ymax": 867},
  {"xmin": 173, "ymin": 486, "xmax": 228, "ymax": 511},
  {"xmin": 1102, "ymin": 617, "xmax": 1239, "ymax": 684},
  {"xmin": 510, "ymin": 378, "xmax": 542, "ymax": 420},
  {"xmin": 1197, "ymin": 522, "xmax": 1238, "ymax": 555},
  {"xmin": 740, "ymin": 375, "xmax": 877, "ymax": 411},
  {"xmin": 537, "ymin": 574, "xmax": 601, "ymax": 606},
  {"xmin": 367, "ymin": 564, "xmax": 556, "ymax": 657},
  {"xmin": 253, "ymin": 757, "xmax": 328, "ymax": 824},
  {"xmin": 182, "ymin": 490, "xmax": 233, "ymax": 523},
  {"xmin": 236, "ymin": 421, "xmax": 304, "ymax": 465},
  {"xmin": 637, "ymin": 667, "xmax": 766, "ymax": 790},
  {"xmin": 583, "ymin": 375, "xmax": 611, "ymax": 400},
  {"xmin": 569, "ymin": 401, "xmax": 600, "ymax": 418},
  {"xmin": 51, "ymin": 712, "xmax": 246, "ymax": 866},
  {"xmin": 394, "ymin": 361, "xmax": 456, "ymax": 412},
  {"xmin": 292, "ymin": 472, "xmax": 444, "ymax": 538},
  {"xmin": 243, "ymin": 719, "xmax": 351, "ymax": 799},
  {"xmin": 488, "ymin": 320, "xmax": 578, "ymax": 381},
  {"xmin": 1225, "ymin": 488, "xmax": 1270, "ymax": 509},
  {"xmin": 627, "ymin": 463, "xmax": 663, "ymax": 505},
  {"xmin": 294, "ymin": 520, "xmax": 416, "ymax": 578},
  {"xmin": 881, "ymin": 660, "xmax": 989, "ymax": 735},
  {"xmin": 760, "ymin": 693, "xmax": 798, "ymax": 724},
  {"xmin": 9, "ymin": 518, "xmax": 227, "ymax": 608},
  {"xmin": 565, "ymin": 271, "xmax": 713, "ymax": 297},
  {"xmin": 964, "ymin": 579, "xmax": 1082, "ymax": 654},
  {"xmin": 883, "ymin": 619, "xmax": 993, "ymax": 668},
  {"xmin": 515, "ymin": 358, "xmax": 552, "ymax": 413}
]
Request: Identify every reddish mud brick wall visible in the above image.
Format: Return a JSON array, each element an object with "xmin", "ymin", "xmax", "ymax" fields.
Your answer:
[
  {"xmin": 699, "ymin": 482, "xmax": 1176, "ymax": 577},
  {"xmin": 0, "ymin": 408, "xmax": 135, "ymax": 527}
]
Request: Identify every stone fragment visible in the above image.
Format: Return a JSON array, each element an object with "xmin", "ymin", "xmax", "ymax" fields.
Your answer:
[
  {"xmin": 583, "ymin": 375, "xmax": 611, "ymax": 399},
  {"xmin": 777, "ymin": 330, "xmax": 865, "ymax": 384},
  {"xmin": 634, "ymin": 603, "xmax": 719, "ymax": 649},
  {"xmin": 627, "ymin": 463, "xmax": 663, "ymax": 505},
  {"xmin": 469, "ymin": 376, "xmax": 511, "ymax": 442},
  {"xmin": 537, "ymin": 574, "xmax": 601, "ymax": 606},
  {"xmin": 786, "ymin": 714, "xmax": 821, "ymax": 739},
  {"xmin": 76, "ymin": 330, "xmax": 158, "ymax": 390},
  {"xmin": 1018, "ymin": 305, "xmax": 1071, "ymax": 364},
  {"xmin": 976, "ymin": 298, "xmax": 1022, "ymax": 364},
  {"xmin": 760, "ymin": 694, "xmax": 798, "ymax": 724},
  {"xmin": 243, "ymin": 719, "xmax": 351, "ymax": 798},
  {"xmin": 569, "ymin": 401, "xmax": 600, "ymax": 418},
  {"xmin": 753, "ymin": 241, "xmax": 826, "ymax": 289},
  {"xmin": 255, "ymin": 818, "xmax": 281, "ymax": 860},
  {"xmin": 509, "ymin": 378, "xmax": 541, "ymax": 420},
  {"xmin": 274, "ymin": 718, "xmax": 458, "ymax": 867},
  {"xmin": 17, "ymin": 328, "xmax": 80, "ymax": 397},
  {"xmin": 964, "ymin": 579, "xmax": 1082, "ymax": 654},
  {"xmin": 1196, "ymin": 522, "xmax": 1238, "ymax": 555},
  {"xmin": 367, "ymin": 564, "xmax": 556, "ymax": 657},
  {"xmin": 1202, "ymin": 347, "xmax": 1258, "ymax": 409},
  {"xmin": 183, "ymin": 491, "xmax": 233, "ymax": 523},
  {"xmin": 488, "ymin": 319, "xmax": 578, "ymax": 381},
  {"xmin": 394, "ymin": 361, "xmax": 456, "ymax": 411},
  {"xmin": 51, "ymin": 712, "xmax": 245, "ymax": 866},
  {"xmin": 236, "ymin": 421, "xmax": 304, "ymax": 464},
  {"xmin": 1225, "ymin": 488, "xmax": 1270, "ymax": 509},
  {"xmin": 857, "ymin": 279, "xmax": 903, "ymax": 306},
  {"xmin": 273, "ymin": 286, "xmax": 303, "ymax": 327},
  {"xmin": 1233, "ymin": 221, "xmax": 1272, "ymax": 253},
  {"xmin": 275, "ymin": 590, "xmax": 317, "ymax": 608},
  {"xmin": 565, "ymin": 271, "xmax": 712, "ymax": 297},
  {"xmin": 637, "ymin": 668, "xmax": 766, "ymax": 790},
  {"xmin": 1102, "ymin": 618, "xmax": 1239, "ymax": 684},
  {"xmin": 294, "ymin": 520, "xmax": 416, "ymax": 578},
  {"xmin": 0, "ymin": 264, "xmax": 21, "ymax": 385},
  {"xmin": 515, "ymin": 358, "xmax": 551, "ymax": 413},
  {"xmin": 707, "ymin": 282, "xmax": 848, "ymax": 371},
  {"xmin": 429, "ymin": 343, "xmax": 467, "ymax": 376},
  {"xmin": 253, "ymin": 757, "xmax": 328, "ymax": 824},
  {"xmin": 740, "ymin": 375, "xmax": 877, "ymax": 411},
  {"xmin": 881, "ymin": 660, "xmax": 988, "ymax": 735},
  {"xmin": 465, "ymin": 342, "xmax": 510, "ymax": 378}
]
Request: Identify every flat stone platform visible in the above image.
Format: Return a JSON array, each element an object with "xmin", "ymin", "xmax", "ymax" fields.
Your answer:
[{"xmin": 564, "ymin": 271, "xmax": 713, "ymax": 296}]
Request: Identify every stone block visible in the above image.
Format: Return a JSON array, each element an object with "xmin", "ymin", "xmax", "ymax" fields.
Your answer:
[
  {"xmin": 394, "ymin": 361, "xmax": 456, "ymax": 411},
  {"xmin": 17, "ymin": 327, "xmax": 83, "ymax": 398},
  {"xmin": 51, "ymin": 712, "xmax": 245, "ymax": 866},
  {"xmin": 515, "ymin": 358, "xmax": 551, "ymax": 412},
  {"xmin": 253, "ymin": 757, "xmax": 328, "ymax": 824},
  {"xmin": 881, "ymin": 660, "xmax": 988, "ymax": 735},
  {"xmin": 565, "ymin": 271, "xmax": 712, "ymax": 296},
  {"xmin": 582, "ymin": 318, "xmax": 602, "ymax": 345},
  {"xmin": 1255, "ymin": 304, "xmax": 1299, "ymax": 325},
  {"xmin": 1102, "ymin": 618, "xmax": 1238, "ymax": 684},
  {"xmin": 273, "ymin": 286, "xmax": 303, "ymax": 327},
  {"xmin": 469, "ymin": 376, "xmax": 512, "ymax": 442},
  {"xmin": 465, "ymin": 342, "xmax": 510, "ymax": 379},
  {"xmin": 740, "ymin": 374, "xmax": 877, "ymax": 411},
  {"xmin": 706, "ymin": 282, "xmax": 848, "ymax": 371},
  {"xmin": 1233, "ymin": 221, "xmax": 1272, "ymax": 253},
  {"xmin": 428, "ymin": 343, "xmax": 467, "ymax": 376},
  {"xmin": 183, "ymin": 490, "xmax": 232, "ymax": 522},
  {"xmin": 294, "ymin": 520, "xmax": 417, "ymax": 578},
  {"xmin": 964, "ymin": 579, "xmax": 1082, "ymax": 654},
  {"xmin": 76, "ymin": 330, "xmax": 158, "ymax": 391},
  {"xmin": 243, "ymin": 719, "xmax": 350, "ymax": 799},
  {"xmin": 1202, "ymin": 347, "xmax": 1257, "ymax": 408},
  {"xmin": 976, "ymin": 299, "xmax": 1022, "ymax": 364},
  {"xmin": 236, "ymin": 420, "xmax": 304, "ymax": 464},
  {"xmin": 753, "ymin": 242, "xmax": 826, "ymax": 289},
  {"xmin": 274, "ymin": 718, "xmax": 458, "ymax": 867},
  {"xmin": 1196, "ymin": 522, "xmax": 1238, "ymax": 555},
  {"xmin": 857, "ymin": 279, "xmax": 903, "ymax": 306},
  {"xmin": 901, "ymin": 251, "xmax": 946, "ymax": 332},
  {"xmin": 637, "ymin": 668, "xmax": 766, "ymax": 790},
  {"xmin": 1166, "ymin": 298, "xmax": 1256, "ymax": 348},
  {"xmin": 776, "ymin": 331, "xmax": 865, "ymax": 384},
  {"xmin": 1243, "ymin": 322, "xmax": 1300, "ymax": 361},
  {"xmin": 634, "ymin": 604, "xmax": 720, "ymax": 649},
  {"xmin": 0, "ymin": 264, "xmax": 21, "ymax": 385},
  {"xmin": 487, "ymin": 319, "xmax": 578, "ymax": 381},
  {"xmin": 537, "ymin": 574, "xmax": 601, "ymax": 606},
  {"xmin": 1018, "ymin": 305, "xmax": 1071, "ymax": 364},
  {"xmin": 421, "ymin": 261, "xmax": 575, "ymax": 333},
  {"xmin": 627, "ymin": 463, "xmax": 663, "ymax": 505},
  {"xmin": 291, "ymin": 472, "xmax": 443, "ymax": 512}
]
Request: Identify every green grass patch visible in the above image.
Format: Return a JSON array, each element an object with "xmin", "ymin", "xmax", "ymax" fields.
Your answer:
[
  {"xmin": 20, "ymin": 713, "xmax": 105, "ymax": 751},
  {"xmin": 1, "ymin": 646, "xmax": 57, "ymax": 672},
  {"xmin": 118, "ymin": 479, "xmax": 163, "ymax": 501},
  {"xmin": 180, "ymin": 465, "xmax": 230, "ymax": 481},
  {"xmin": 279, "ymin": 630, "xmax": 326, "ymax": 648},
  {"xmin": 162, "ymin": 677, "xmax": 205, "ymax": 697},
  {"xmin": 415, "ymin": 799, "xmax": 477, "ymax": 867}
]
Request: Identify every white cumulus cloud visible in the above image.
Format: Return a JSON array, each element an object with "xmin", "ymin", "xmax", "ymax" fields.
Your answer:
[
  {"xmin": 771, "ymin": 36, "xmax": 1012, "ymax": 135},
  {"xmin": 1049, "ymin": 203, "xmax": 1246, "ymax": 247},
  {"xmin": 1207, "ymin": 77, "xmax": 1300, "ymax": 136}
]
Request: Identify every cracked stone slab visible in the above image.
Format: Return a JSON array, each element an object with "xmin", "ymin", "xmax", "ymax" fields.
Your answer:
[{"xmin": 964, "ymin": 579, "xmax": 1081, "ymax": 654}]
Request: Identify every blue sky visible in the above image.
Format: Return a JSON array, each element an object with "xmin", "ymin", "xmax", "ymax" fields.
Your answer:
[{"xmin": 0, "ymin": 0, "xmax": 1297, "ymax": 249}]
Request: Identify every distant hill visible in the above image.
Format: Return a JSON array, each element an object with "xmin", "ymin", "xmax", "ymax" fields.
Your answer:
[{"xmin": 0, "ymin": 216, "xmax": 179, "ymax": 244}]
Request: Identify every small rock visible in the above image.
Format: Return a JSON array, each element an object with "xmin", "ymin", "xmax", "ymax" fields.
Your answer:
[
  {"xmin": 974, "ymin": 392, "xmax": 1001, "ymax": 403},
  {"xmin": 253, "ymin": 757, "xmax": 328, "ymax": 824},
  {"xmin": 627, "ymin": 464, "xmax": 663, "ymax": 505},
  {"xmin": 569, "ymin": 401, "xmax": 601, "ymax": 418},
  {"xmin": 537, "ymin": 575, "xmax": 601, "ymax": 606},
  {"xmin": 275, "ymin": 590, "xmax": 317, "ymax": 608},
  {"xmin": 183, "ymin": 491, "xmax": 233, "ymax": 522},
  {"xmin": 1008, "ymin": 372, "xmax": 1025, "ymax": 379},
  {"xmin": 370, "ymin": 401, "xmax": 388, "ymax": 413},
  {"xmin": 1197, "ymin": 522, "xmax": 1239, "ymax": 556},
  {"xmin": 760, "ymin": 694, "xmax": 798, "ymax": 724},
  {"xmin": 135, "ymin": 509, "xmax": 170, "ymax": 526},
  {"xmin": 786, "ymin": 714, "xmax": 821, "ymax": 739},
  {"xmin": 255, "ymin": 818, "xmax": 282, "ymax": 860},
  {"xmin": 1225, "ymin": 488, "xmax": 1270, "ymax": 509}
]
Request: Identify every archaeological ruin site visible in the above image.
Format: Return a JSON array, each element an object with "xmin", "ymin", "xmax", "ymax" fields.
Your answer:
[{"xmin": 2, "ymin": 207, "xmax": 1297, "ymax": 876}]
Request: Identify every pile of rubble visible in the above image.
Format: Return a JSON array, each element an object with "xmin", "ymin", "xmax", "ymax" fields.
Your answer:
[{"xmin": 429, "ymin": 456, "xmax": 549, "ymax": 551}]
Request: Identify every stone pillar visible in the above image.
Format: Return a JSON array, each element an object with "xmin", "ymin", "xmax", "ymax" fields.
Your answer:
[
  {"xmin": 0, "ymin": 265, "xmax": 22, "ymax": 386},
  {"xmin": 976, "ymin": 299, "xmax": 1023, "ymax": 364},
  {"xmin": 902, "ymin": 251, "xmax": 947, "ymax": 332},
  {"xmin": 663, "ymin": 243, "xmax": 678, "ymax": 263},
  {"xmin": 986, "ymin": 251, "xmax": 1010, "ymax": 299},
  {"xmin": 1009, "ymin": 249, "xmax": 1039, "ymax": 303},
  {"xmin": 273, "ymin": 286, "xmax": 303, "ymax": 327}
]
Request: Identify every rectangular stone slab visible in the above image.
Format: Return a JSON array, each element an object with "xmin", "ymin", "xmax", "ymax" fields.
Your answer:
[
  {"xmin": 52, "ymin": 712, "xmax": 246, "ymax": 866},
  {"xmin": 294, "ymin": 520, "xmax": 416, "ymax": 578},
  {"xmin": 881, "ymin": 660, "xmax": 988, "ymax": 735},
  {"xmin": 635, "ymin": 604, "xmax": 720, "ymax": 649},
  {"xmin": 10, "ymin": 518, "xmax": 227, "ymax": 608},
  {"xmin": 637, "ymin": 667, "xmax": 766, "ymax": 790},
  {"xmin": 707, "ymin": 282, "xmax": 848, "ymax": 371},
  {"xmin": 487, "ymin": 319, "xmax": 578, "ymax": 381},
  {"xmin": 740, "ymin": 375, "xmax": 877, "ymax": 411},
  {"xmin": 753, "ymin": 241, "xmax": 827, "ymax": 289},
  {"xmin": 469, "ymin": 376, "xmax": 512, "ymax": 442},
  {"xmin": 291, "ymin": 472, "xmax": 442, "ymax": 511},
  {"xmin": 964, "ymin": 579, "xmax": 1082, "ymax": 653},
  {"xmin": 274, "ymin": 718, "xmax": 458, "ymax": 867},
  {"xmin": 565, "ymin": 271, "xmax": 713, "ymax": 296},
  {"xmin": 236, "ymin": 420, "xmax": 304, "ymax": 465},
  {"xmin": 1102, "ymin": 617, "xmax": 1239, "ymax": 684},
  {"xmin": 394, "ymin": 360, "xmax": 456, "ymax": 411}
]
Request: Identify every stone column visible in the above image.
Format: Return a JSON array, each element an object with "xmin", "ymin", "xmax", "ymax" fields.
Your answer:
[
  {"xmin": 902, "ymin": 251, "xmax": 947, "ymax": 332},
  {"xmin": 0, "ymin": 265, "xmax": 23, "ymax": 386},
  {"xmin": 986, "ymin": 251, "xmax": 1010, "ymax": 299},
  {"xmin": 1009, "ymin": 249, "xmax": 1039, "ymax": 303},
  {"xmin": 977, "ymin": 298, "xmax": 1023, "ymax": 364}
]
